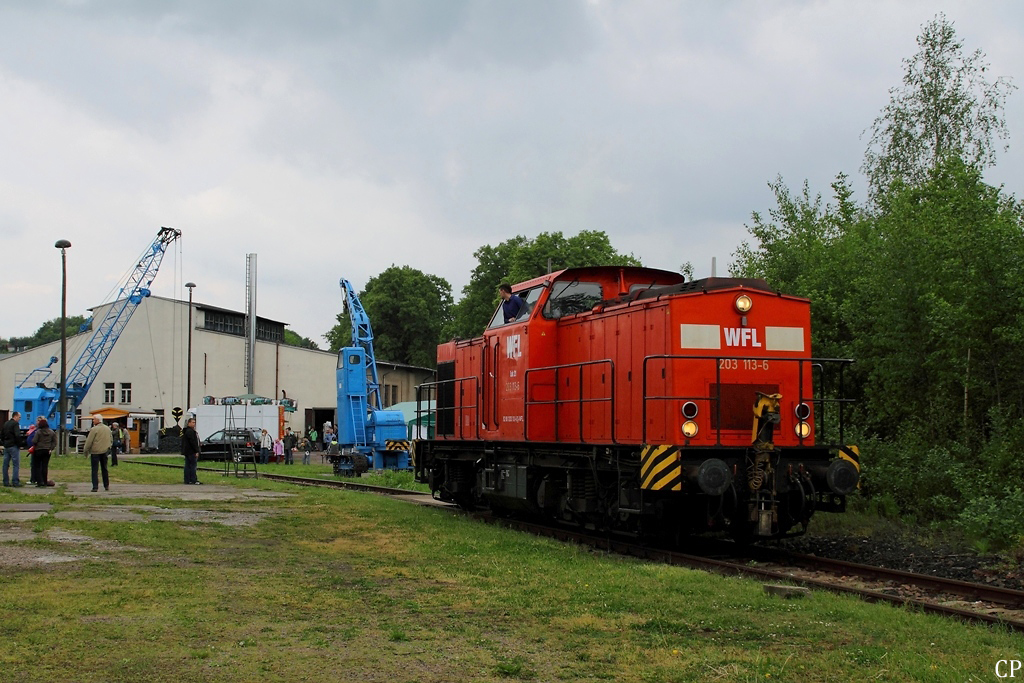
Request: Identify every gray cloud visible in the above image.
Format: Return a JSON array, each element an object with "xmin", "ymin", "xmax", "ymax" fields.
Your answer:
[{"xmin": 0, "ymin": 0, "xmax": 1021, "ymax": 344}]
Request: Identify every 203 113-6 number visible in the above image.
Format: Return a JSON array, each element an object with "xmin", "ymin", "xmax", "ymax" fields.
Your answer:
[{"xmin": 718, "ymin": 358, "xmax": 769, "ymax": 370}]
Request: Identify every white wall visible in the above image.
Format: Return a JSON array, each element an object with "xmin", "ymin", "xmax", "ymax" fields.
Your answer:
[{"xmin": 0, "ymin": 295, "xmax": 431, "ymax": 435}]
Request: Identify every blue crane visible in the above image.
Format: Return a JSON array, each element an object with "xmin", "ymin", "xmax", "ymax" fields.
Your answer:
[
  {"xmin": 13, "ymin": 227, "xmax": 182, "ymax": 430},
  {"xmin": 333, "ymin": 278, "xmax": 410, "ymax": 473}
]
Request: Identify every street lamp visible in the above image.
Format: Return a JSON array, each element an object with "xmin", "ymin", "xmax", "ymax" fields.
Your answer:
[
  {"xmin": 54, "ymin": 239, "xmax": 71, "ymax": 456},
  {"xmin": 185, "ymin": 282, "xmax": 196, "ymax": 412}
]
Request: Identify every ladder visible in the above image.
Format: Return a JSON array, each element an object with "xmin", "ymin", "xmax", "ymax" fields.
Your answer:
[{"xmin": 348, "ymin": 396, "xmax": 366, "ymax": 446}]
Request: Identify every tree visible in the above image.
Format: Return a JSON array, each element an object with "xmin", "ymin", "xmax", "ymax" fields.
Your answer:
[
  {"xmin": 2, "ymin": 315, "xmax": 88, "ymax": 352},
  {"xmin": 283, "ymin": 329, "xmax": 319, "ymax": 349},
  {"xmin": 849, "ymin": 158, "xmax": 1024, "ymax": 440},
  {"xmin": 731, "ymin": 174, "xmax": 861, "ymax": 360},
  {"xmin": 732, "ymin": 14, "xmax": 1024, "ymax": 538},
  {"xmin": 862, "ymin": 14, "xmax": 1015, "ymax": 199},
  {"xmin": 451, "ymin": 230, "xmax": 641, "ymax": 338},
  {"xmin": 325, "ymin": 266, "xmax": 453, "ymax": 369}
]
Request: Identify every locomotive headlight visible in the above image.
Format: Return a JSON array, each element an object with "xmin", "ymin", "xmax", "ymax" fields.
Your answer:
[
  {"xmin": 795, "ymin": 421, "xmax": 812, "ymax": 439},
  {"xmin": 681, "ymin": 421, "xmax": 699, "ymax": 438},
  {"xmin": 681, "ymin": 401, "xmax": 699, "ymax": 419},
  {"xmin": 734, "ymin": 294, "xmax": 753, "ymax": 314},
  {"xmin": 794, "ymin": 402, "xmax": 811, "ymax": 420}
]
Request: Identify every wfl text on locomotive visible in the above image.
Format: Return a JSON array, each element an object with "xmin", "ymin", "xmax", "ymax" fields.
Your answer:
[{"xmin": 414, "ymin": 266, "xmax": 859, "ymax": 540}]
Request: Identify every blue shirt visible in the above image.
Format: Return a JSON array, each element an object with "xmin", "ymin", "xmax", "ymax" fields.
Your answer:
[{"xmin": 502, "ymin": 294, "xmax": 524, "ymax": 323}]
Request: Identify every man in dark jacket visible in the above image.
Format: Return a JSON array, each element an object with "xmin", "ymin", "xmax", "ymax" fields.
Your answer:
[
  {"xmin": 110, "ymin": 421, "xmax": 125, "ymax": 467},
  {"xmin": 30, "ymin": 418, "xmax": 57, "ymax": 488},
  {"xmin": 182, "ymin": 417, "xmax": 201, "ymax": 485},
  {"xmin": 498, "ymin": 283, "xmax": 524, "ymax": 323},
  {"xmin": 2, "ymin": 411, "xmax": 22, "ymax": 487},
  {"xmin": 283, "ymin": 427, "xmax": 297, "ymax": 465}
]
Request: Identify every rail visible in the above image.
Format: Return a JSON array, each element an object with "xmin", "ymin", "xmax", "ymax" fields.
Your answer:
[
  {"xmin": 523, "ymin": 359, "xmax": 616, "ymax": 443},
  {"xmin": 416, "ymin": 376, "xmax": 480, "ymax": 441}
]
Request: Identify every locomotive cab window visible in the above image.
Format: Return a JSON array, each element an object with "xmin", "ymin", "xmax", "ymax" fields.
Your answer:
[
  {"xmin": 629, "ymin": 282, "xmax": 667, "ymax": 294},
  {"xmin": 543, "ymin": 281, "xmax": 603, "ymax": 319},
  {"xmin": 488, "ymin": 286, "xmax": 544, "ymax": 329}
]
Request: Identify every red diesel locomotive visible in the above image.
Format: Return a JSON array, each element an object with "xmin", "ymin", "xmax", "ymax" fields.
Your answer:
[{"xmin": 415, "ymin": 265, "xmax": 859, "ymax": 539}]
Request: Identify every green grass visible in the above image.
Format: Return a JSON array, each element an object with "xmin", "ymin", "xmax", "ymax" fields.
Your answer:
[
  {"xmin": 135, "ymin": 454, "xmax": 430, "ymax": 491},
  {"xmin": 0, "ymin": 457, "xmax": 1019, "ymax": 681}
]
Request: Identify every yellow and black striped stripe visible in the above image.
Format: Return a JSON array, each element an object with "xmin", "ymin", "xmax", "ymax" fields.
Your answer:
[
  {"xmin": 640, "ymin": 445, "xmax": 682, "ymax": 491},
  {"xmin": 385, "ymin": 439, "xmax": 410, "ymax": 452},
  {"xmin": 838, "ymin": 445, "xmax": 860, "ymax": 471}
]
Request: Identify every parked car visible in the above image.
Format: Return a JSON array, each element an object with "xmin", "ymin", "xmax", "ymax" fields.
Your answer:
[{"xmin": 198, "ymin": 428, "xmax": 262, "ymax": 463}]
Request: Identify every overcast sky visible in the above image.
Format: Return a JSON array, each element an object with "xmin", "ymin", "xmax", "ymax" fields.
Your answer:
[{"xmin": 2, "ymin": 0, "xmax": 1022, "ymax": 344}]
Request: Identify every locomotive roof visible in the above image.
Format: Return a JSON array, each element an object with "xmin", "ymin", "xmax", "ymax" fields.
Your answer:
[
  {"xmin": 512, "ymin": 265, "xmax": 685, "ymax": 292},
  {"xmin": 632, "ymin": 276, "xmax": 775, "ymax": 301}
]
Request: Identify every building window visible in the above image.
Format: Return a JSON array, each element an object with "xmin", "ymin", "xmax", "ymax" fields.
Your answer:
[
  {"xmin": 256, "ymin": 319, "xmax": 284, "ymax": 343},
  {"xmin": 202, "ymin": 310, "xmax": 284, "ymax": 342},
  {"xmin": 103, "ymin": 383, "xmax": 115, "ymax": 404},
  {"xmin": 120, "ymin": 383, "xmax": 132, "ymax": 404},
  {"xmin": 204, "ymin": 311, "xmax": 245, "ymax": 336},
  {"xmin": 382, "ymin": 384, "xmax": 400, "ymax": 407}
]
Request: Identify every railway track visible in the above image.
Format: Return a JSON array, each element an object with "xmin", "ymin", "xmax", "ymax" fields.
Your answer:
[
  {"xmin": 122, "ymin": 459, "xmax": 441, "ymax": 501},
  {"xmin": 486, "ymin": 516, "xmax": 1024, "ymax": 633},
  {"xmin": 123, "ymin": 459, "xmax": 1024, "ymax": 631},
  {"xmin": 743, "ymin": 545, "xmax": 1024, "ymax": 609}
]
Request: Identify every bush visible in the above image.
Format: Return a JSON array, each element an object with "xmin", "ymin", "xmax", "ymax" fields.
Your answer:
[{"xmin": 956, "ymin": 488, "xmax": 1024, "ymax": 551}]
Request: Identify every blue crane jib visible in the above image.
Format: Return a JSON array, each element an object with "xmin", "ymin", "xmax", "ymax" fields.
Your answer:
[
  {"xmin": 335, "ymin": 279, "xmax": 410, "ymax": 471},
  {"xmin": 13, "ymin": 227, "xmax": 182, "ymax": 429}
]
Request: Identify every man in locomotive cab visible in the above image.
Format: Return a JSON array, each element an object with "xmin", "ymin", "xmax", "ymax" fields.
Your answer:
[{"xmin": 498, "ymin": 283, "xmax": 524, "ymax": 324}]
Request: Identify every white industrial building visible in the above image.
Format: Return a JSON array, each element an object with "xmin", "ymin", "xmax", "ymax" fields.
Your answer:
[{"xmin": 0, "ymin": 294, "xmax": 434, "ymax": 449}]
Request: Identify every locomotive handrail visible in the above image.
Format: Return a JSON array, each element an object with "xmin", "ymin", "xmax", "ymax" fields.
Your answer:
[
  {"xmin": 641, "ymin": 355, "xmax": 855, "ymax": 446},
  {"xmin": 807, "ymin": 359, "xmax": 852, "ymax": 445},
  {"xmin": 523, "ymin": 359, "xmax": 616, "ymax": 444},
  {"xmin": 416, "ymin": 376, "xmax": 480, "ymax": 441}
]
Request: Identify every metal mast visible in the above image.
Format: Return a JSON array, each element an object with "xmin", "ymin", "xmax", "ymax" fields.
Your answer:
[{"xmin": 244, "ymin": 253, "xmax": 257, "ymax": 393}]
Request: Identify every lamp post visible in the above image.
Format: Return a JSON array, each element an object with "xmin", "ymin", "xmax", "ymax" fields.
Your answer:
[
  {"xmin": 185, "ymin": 282, "xmax": 196, "ymax": 413},
  {"xmin": 54, "ymin": 239, "xmax": 71, "ymax": 456}
]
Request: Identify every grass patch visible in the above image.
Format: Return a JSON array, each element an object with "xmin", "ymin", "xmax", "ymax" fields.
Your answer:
[
  {"xmin": 0, "ymin": 463, "xmax": 1019, "ymax": 681},
  {"xmin": 130, "ymin": 454, "xmax": 430, "ymax": 491}
]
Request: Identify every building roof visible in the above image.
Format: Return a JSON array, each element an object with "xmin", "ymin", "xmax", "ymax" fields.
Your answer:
[{"xmin": 85, "ymin": 294, "xmax": 289, "ymax": 327}]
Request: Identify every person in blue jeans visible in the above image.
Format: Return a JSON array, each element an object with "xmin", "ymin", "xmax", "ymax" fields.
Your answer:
[
  {"xmin": 259, "ymin": 428, "xmax": 273, "ymax": 464},
  {"xmin": 2, "ymin": 411, "xmax": 22, "ymax": 487},
  {"xmin": 82, "ymin": 415, "xmax": 112, "ymax": 492}
]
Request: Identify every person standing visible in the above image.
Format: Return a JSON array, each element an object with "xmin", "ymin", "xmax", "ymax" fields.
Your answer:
[
  {"xmin": 308, "ymin": 427, "xmax": 319, "ymax": 452},
  {"xmin": 25, "ymin": 417, "xmax": 41, "ymax": 485},
  {"xmin": 283, "ymin": 427, "xmax": 297, "ymax": 465},
  {"xmin": 259, "ymin": 429, "xmax": 273, "ymax": 465},
  {"xmin": 83, "ymin": 415, "xmax": 112, "ymax": 492},
  {"xmin": 181, "ymin": 417, "xmax": 201, "ymax": 485},
  {"xmin": 2, "ymin": 411, "xmax": 22, "ymax": 487},
  {"xmin": 273, "ymin": 437, "xmax": 284, "ymax": 463},
  {"xmin": 30, "ymin": 418, "xmax": 56, "ymax": 488},
  {"xmin": 110, "ymin": 421, "xmax": 127, "ymax": 466},
  {"xmin": 498, "ymin": 283, "xmax": 524, "ymax": 323},
  {"xmin": 300, "ymin": 436, "xmax": 311, "ymax": 465}
]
